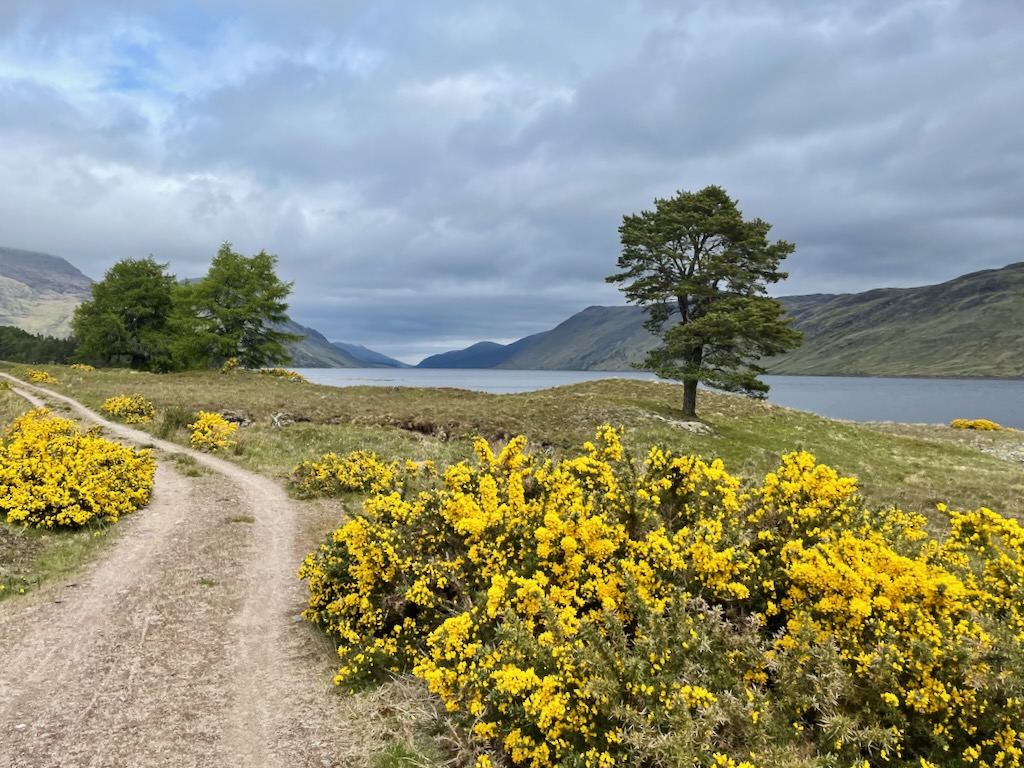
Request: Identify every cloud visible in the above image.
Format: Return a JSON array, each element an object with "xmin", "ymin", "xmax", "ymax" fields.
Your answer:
[{"xmin": 1, "ymin": 0, "xmax": 1022, "ymax": 362}]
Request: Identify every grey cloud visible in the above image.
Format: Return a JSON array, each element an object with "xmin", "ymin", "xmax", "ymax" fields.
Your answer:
[{"xmin": 1, "ymin": 0, "xmax": 1022, "ymax": 362}]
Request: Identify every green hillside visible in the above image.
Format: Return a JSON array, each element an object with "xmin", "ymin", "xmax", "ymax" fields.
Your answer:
[
  {"xmin": 499, "ymin": 305, "xmax": 654, "ymax": 370},
  {"xmin": 767, "ymin": 262, "xmax": 1024, "ymax": 377}
]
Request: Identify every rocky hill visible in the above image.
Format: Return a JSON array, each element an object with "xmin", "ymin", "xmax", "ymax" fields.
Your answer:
[{"xmin": 0, "ymin": 247, "xmax": 94, "ymax": 337}]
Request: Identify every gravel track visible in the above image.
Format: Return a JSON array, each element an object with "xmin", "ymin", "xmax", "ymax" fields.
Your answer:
[{"xmin": 0, "ymin": 377, "xmax": 358, "ymax": 767}]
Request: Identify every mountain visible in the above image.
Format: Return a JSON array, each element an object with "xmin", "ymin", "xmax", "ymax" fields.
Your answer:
[
  {"xmin": 418, "ymin": 263, "xmax": 1024, "ymax": 378},
  {"xmin": 0, "ymin": 247, "xmax": 94, "ymax": 337},
  {"xmin": 280, "ymin": 320, "xmax": 366, "ymax": 367},
  {"xmin": 498, "ymin": 307, "xmax": 651, "ymax": 370},
  {"xmin": 331, "ymin": 341, "xmax": 410, "ymax": 368},
  {"xmin": 417, "ymin": 333, "xmax": 547, "ymax": 368},
  {"xmin": 766, "ymin": 262, "xmax": 1024, "ymax": 377}
]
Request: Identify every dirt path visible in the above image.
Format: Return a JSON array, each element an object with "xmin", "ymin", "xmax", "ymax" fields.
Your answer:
[{"xmin": 0, "ymin": 377, "xmax": 363, "ymax": 767}]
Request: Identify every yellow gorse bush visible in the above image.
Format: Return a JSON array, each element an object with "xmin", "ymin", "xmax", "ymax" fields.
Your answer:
[
  {"xmin": 220, "ymin": 357, "xmax": 240, "ymax": 373},
  {"xmin": 187, "ymin": 411, "xmax": 238, "ymax": 452},
  {"xmin": 300, "ymin": 427, "xmax": 1024, "ymax": 768},
  {"xmin": 26, "ymin": 369, "xmax": 59, "ymax": 385},
  {"xmin": 0, "ymin": 408, "xmax": 155, "ymax": 528},
  {"xmin": 292, "ymin": 450, "xmax": 399, "ymax": 497},
  {"xmin": 258, "ymin": 367, "xmax": 307, "ymax": 383},
  {"xmin": 101, "ymin": 393, "xmax": 156, "ymax": 424},
  {"xmin": 69, "ymin": 363, "xmax": 95, "ymax": 371},
  {"xmin": 950, "ymin": 418, "xmax": 1003, "ymax": 430}
]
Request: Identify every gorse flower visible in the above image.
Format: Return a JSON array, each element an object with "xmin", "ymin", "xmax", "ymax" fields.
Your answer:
[
  {"xmin": 950, "ymin": 418, "xmax": 1003, "ymax": 430},
  {"xmin": 300, "ymin": 426, "xmax": 1024, "ymax": 768},
  {"xmin": 0, "ymin": 408, "xmax": 155, "ymax": 528},
  {"xmin": 101, "ymin": 393, "xmax": 156, "ymax": 423},
  {"xmin": 292, "ymin": 450, "xmax": 399, "ymax": 497},
  {"xmin": 258, "ymin": 367, "xmax": 307, "ymax": 382},
  {"xmin": 187, "ymin": 411, "xmax": 238, "ymax": 452},
  {"xmin": 25, "ymin": 369, "xmax": 59, "ymax": 385}
]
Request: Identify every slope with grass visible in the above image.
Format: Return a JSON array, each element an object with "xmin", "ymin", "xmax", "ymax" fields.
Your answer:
[
  {"xmin": 768, "ymin": 262, "xmax": 1024, "ymax": 376},
  {"xmin": 0, "ymin": 247, "xmax": 93, "ymax": 337}
]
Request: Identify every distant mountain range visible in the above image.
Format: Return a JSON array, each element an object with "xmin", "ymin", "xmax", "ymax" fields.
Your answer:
[
  {"xmin": 4, "ymin": 246, "xmax": 1021, "ymax": 377},
  {"xmin": 417, "ymin": 262, "xmax": 1024, "ymax": 378}
]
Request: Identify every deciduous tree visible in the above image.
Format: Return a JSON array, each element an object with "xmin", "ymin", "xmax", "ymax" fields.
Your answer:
[{"xmin": 608, "ymin": 185, "xmax": 801, "ymax": 418}]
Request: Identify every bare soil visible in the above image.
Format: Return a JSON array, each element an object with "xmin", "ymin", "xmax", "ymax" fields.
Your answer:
[{"xmin": 0, "ymin": 377, "xmax": 366, "ymax": 767}]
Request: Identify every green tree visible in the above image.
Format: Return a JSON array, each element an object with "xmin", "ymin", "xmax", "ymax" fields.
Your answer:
[
  {"xmin": 185, "ymin": 243, "xmax": 302, "ymax": 368},
  {"xmin": 608, "ymin": 185, "xmax": 802, "ymax": 418},
  {"xmin": 71, "ymin": 257, "xmax": 178, "ymax": 370}
]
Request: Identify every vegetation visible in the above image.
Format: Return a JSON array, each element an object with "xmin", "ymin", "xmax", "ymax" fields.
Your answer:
[
  {"xmin": 0, "ymin": 407, "xmax": 154, "ymax": 527},
  {"xmin": 101, "ymin": 394, "xmax": 156, "ymax": 424},
  {"xmin": 179, "ymin": 243, "xmax": 302, "ymax": 369},
  {"xmin": 188, "ymin": 411, "xmax": 239, "ymax": 452},
  {"xmin": 3, "ymin": 363, "xmax": 1024, "ymax": 764},
  {"xmin": 300, "ymin": 427, "xmax": 1024, "ymax": 767},
  {"xmin": 951, "ymin": 418, "xmax": 1004, "ymax": 431},
  {"xmin": 72, "ymin": 256, "xmax": 179, "ymax": 370},
  {"xmin": 608, "ymin": 185, "xmax": 801, "ymax": 417},
  {"xmin": 70, "ymin": 245, "xmax": 301, "ymax": 372},
  {"xmin": 0, "ymin": 325, "xmax": 76, "ymax": 365}
]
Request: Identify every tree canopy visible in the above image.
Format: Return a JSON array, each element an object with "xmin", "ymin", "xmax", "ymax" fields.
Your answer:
[
  {"xmin": 181, "ymin": 244, "xmax": 301, "ymax": 369},
  {"xmin": 71, "ymin": 256, "xmax": 178, "ymax": 370},
  {"xmin": 71, "ymin": 245, "xmax": 301, "ymax": 372},
  {"xmin": 607, "ymin": 185, "xmax": 802, "ymax": 417}
]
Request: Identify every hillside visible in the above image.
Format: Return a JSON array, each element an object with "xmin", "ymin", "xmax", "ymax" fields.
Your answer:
[
  {"xmin": 331, "ymin": 341, "xmax": 410, "ymax": 368},
  {"xmin": 420, "ymin": 263, "xmax": 1024, "ymax": 377},
  {"xmin": 281, "ymin": 320, "xmax": 365, "ymax": 367},
  {"xmin": 417, "ymin": 333, "xmax": 547, "ymax": 368},
  {"xmin": 499, "ymin": 306, "xmax": 651, "ymax": 370},
  {"xmin": 766, "ymin": 262, "xmax": 1024, "ymax": 377},
  {"xmin": 0, "ymin": 247, "xmax": 93, "ymax": 337}
]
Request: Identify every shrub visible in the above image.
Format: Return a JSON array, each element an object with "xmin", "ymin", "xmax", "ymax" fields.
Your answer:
[
  {"xmin": 0, "ymin": 408, "xmax": 155, "ymax": 528},
  {"xmin": 220, "ymin": 357, "xmax": 240, "ymax": 374},
  {"xmin": 70, "ymin": 363, "xmax": 95, "ymax": 371},
  {"xmin": 25, "ymin": 369, "xmax": 59, "ymax": 385},
  {"xmin": 258, "ymin": 367, "xmax": 307, "ymax": 383},
  {"xmin": 300, "ymin": 427, "xmax": 1024, "ymax": 768},
  {"xmin": 188, "ymin": 411, "xmax": 238, "ymax": 452},
  {"xmin": 291, "ymin": 450, "xmax": 400, "ymax": 497},
  {"xmin": 101, "ymin": 393, "xmax": 156, "ymax": 424},
  {"xmin": 950, "ymin": 418, "xmax": 1003, "ymax": 430}
]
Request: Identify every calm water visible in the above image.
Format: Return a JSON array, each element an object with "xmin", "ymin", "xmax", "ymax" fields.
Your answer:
[{"xmin": 293, "ymin": 369, "xmax": 1024, "ymax": 429}]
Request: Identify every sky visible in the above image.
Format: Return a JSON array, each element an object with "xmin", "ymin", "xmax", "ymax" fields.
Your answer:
[{"xmin": 1, "ymin": 1, "xmax": 1022, "ymax": 364}]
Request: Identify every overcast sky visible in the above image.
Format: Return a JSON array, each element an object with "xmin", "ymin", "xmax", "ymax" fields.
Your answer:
[{"xmin": 1, "ymin": 1, "xmax": 1021, "ymax": 363}]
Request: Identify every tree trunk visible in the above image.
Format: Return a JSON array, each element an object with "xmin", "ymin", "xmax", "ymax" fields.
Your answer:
[
  {"xmin": 681, "ymin": 344, "xmax": 703, "ymax": 418},
  {"xmin": 682, "ymin": 378, "xmax": 698, "ymax": 418}
]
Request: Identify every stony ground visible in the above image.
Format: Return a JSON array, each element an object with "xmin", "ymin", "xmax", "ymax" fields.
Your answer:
[{"xmin": 0, "ymin": 378, "xmax": 367, "ymax": 768}]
